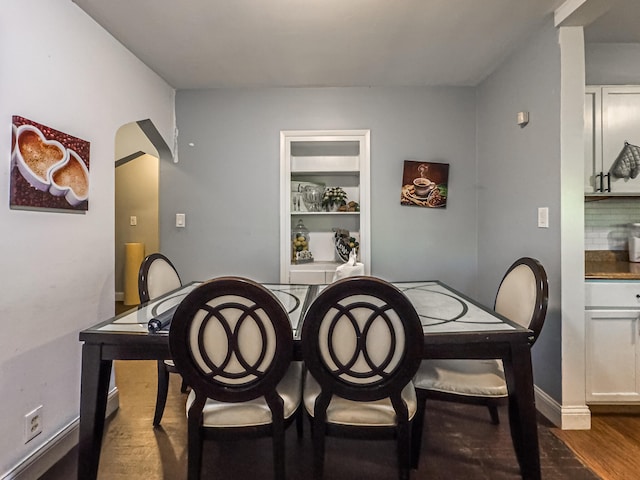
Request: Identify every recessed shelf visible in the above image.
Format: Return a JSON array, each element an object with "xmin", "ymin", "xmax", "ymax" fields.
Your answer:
[{"xmin": 281, "ymin": 130, "xmax": 370, "ymax": 284}]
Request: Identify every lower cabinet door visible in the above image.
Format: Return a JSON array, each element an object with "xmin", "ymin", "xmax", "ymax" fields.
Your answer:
[{"xmin": 586, "ymin": 309, "xmax": 640, "ymax": 402}]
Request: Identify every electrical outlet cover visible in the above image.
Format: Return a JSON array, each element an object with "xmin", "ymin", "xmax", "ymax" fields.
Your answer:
[{"xmin": 24, "ymin": 405, "xmax": 43, "ymax": 443}]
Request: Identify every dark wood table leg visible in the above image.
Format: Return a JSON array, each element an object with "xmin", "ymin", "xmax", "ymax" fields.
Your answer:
[
  {"xmin": 78, "ymin": 343, "xmax": 112, "ymax": 480},
  {"xmin": 503, "ymin": 342, "xmax": 541, "ymax": 480}
]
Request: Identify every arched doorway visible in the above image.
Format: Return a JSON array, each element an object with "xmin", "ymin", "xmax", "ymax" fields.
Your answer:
[{"xmin": 114, "ymin": 119, "xmax": 173, "ymax": 304}]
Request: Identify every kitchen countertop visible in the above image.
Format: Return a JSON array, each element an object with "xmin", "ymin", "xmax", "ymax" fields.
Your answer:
[{"xmin": 585, "ymin": 250, "xmax": 640, "ymax": 280}]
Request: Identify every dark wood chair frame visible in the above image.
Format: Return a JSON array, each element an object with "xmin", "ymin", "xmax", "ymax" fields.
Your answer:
[
  {"xmin": 169, "ymin": 277, "xmax": 300, "ymax": 480},
  {"xmin": 300, "ymin": 276, "xmax": 424, "ymax": 480},
  {"xmin": 138, "ymin": 252, "xmax": 188, "ymax": 426},
  {"xmin": 411, "ymin": 257, "xmax": 549, "ymax": 466}
]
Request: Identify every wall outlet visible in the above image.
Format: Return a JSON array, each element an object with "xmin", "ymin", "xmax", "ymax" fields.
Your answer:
[
  {"xmin": 24, "ymin": 406, "xmax": 43, "ymax": 443},
  {"xmin": 130, "ymin": 215, "xmax": 137, "ymax": 226}
]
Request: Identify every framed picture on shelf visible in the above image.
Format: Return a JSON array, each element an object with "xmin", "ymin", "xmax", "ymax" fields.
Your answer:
[{"xmin": 400, "ymin": 160, "xmax": 449, "ymax": 208}]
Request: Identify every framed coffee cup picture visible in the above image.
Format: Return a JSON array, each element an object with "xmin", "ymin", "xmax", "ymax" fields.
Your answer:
[
  {"xmin": 10, "ymin": 116, "xmax": 90, "ymax": 212},
  {"xmin": 400, "ymin": 160, "xmax": 449, "ymax": 208}
]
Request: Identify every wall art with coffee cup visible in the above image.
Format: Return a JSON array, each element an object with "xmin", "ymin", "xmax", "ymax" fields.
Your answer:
[
  {"xmin": 400, "ymin": 160, "xmax": 448, "ymax": 208},
  {"xmin": 10, "ymin": 116, "xmax": 90, "ymax": 212}
]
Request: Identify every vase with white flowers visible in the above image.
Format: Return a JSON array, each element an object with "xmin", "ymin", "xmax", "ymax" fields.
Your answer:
[{"xmin": 322, "ymin": 187, "xmax": 347, "ymax": 212}]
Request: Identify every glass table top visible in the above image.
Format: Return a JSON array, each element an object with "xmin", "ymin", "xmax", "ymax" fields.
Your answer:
[
  {"xmin": 94, "ymin": 282, "xmax": 312, "ymax": 336},
  {"xmin": 88, "ymin": 280, "xmax": 522, "ymax": 338},
  {"xmin": 394, "ymin": 281, "xmax": 516, "ymax": 333}
]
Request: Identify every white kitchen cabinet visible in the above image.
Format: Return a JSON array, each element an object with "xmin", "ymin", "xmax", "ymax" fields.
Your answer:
[
  {"xmin": 585, "ymin": 86, "xmax": 640, "ymax": 194},
  {"xmin": 280, "ymin": 130, "xmax": 370, "ymax": 284},
  {"xmin": 585, "ymin": 281, "xmax": 640, "ymax": 402},
  {"xmin": 584, "ymin": 87, "xmax": 602, "ymax": 192}
]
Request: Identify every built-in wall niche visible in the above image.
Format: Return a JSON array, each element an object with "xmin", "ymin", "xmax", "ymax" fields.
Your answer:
[{"xmin": 280, "ymin": 130, "xmax": 370, "ymax": 284}]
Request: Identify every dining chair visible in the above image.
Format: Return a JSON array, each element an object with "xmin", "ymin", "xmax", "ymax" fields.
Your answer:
[
  {"xmin": 410, "ymin": 257, "xmax": 548, "ymax": 466},
  {"xmin": 169, "ymin": 277, "xmax": 303, "ymax": 480},
  {"xmin": 138, "ymin": 252, "xmax": 188, "ymax": 426},
  {"xmin": 300, "ymin": 276, "xmax": 424, "ymax": 480}
]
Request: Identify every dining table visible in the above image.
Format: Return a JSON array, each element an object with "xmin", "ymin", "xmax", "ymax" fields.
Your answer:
[{"xmin": 77, "ymin": 280, "xmax": 541, "ymax": 480}]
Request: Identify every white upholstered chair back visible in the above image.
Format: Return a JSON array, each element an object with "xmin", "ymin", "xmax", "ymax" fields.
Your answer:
[
  {"xmin": 317, "ymin": 293, "xmax": 407, "ymax": 387},
  {"xmin": 494, "ymin": 264, "xmax": 537, "ymax": 329},
  {"xmin": 147, "ymin": 259, "xmax": 181, "ymax": 300},
  {"xmin": 170, "ymin": 277, "xmax": 294, "ymax": 403},
  {"xmin": 188, "ymin": 294, "xmax": 278, "ymax": 388},
  {"xmin": 138, "ymin": 253, "xmax": 182, "ymax": 302},
  {"xmin": 493, "ymin": 257, "xmax": 548, "ymax": 340},
  {"xmin": 302, "ymin": 276, "xmax": 423, "ymax": 402}
]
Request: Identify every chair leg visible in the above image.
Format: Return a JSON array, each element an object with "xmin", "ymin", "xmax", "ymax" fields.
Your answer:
[
  {"xmin": 153, "ymin": 360, "xmax": 169, "ymax": 426},
  {"xmin": 488, "ymin": 404, "xmax": 500, "ymax": 424},
  {"xmin": 410, "ymin": 390, "xmax": 427, "ymax": 469},
  {"xmin": 272, "ymin": 416, "xmax": 286, "ymax": 480},
  {"xmin": 398, "ymin": 420, "xmax": 412, "ymax": 480},
  {"xmin": 187, "ymin": 422, "xmax": 203, "ymax": 480},
  {"xmin": 296, "ymin": 406, "xmax": 304, "ymax": 440},
  {"xmin": 297, "ymin": 363, "xmax": 306, "ymax": 440},
  {"xmin": 180, "ymin": 377, "xmax": 189, "ymax": 393},
  {"xmin": 311, "ymin": 418, "xmax": 326, "ymax": 480}
]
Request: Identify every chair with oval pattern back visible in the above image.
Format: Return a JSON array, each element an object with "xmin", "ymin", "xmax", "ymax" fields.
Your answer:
[
  {"xmin": 410, "ymin": 257, "xmax": 548, "ymax": 468},
  {"xmin": 169, "ymin": 277, "xmax": 303, "ymax": 480},
  {"xmin": 300, "ymin": 276, "xmax": 424, "ymax": 480},
  {"xmin": 138, "ymin": 252, "xmax": 187, "ymax": 426}
]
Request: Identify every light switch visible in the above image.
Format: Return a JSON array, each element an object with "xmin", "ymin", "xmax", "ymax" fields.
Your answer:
[
  {"xmin": 537, "ymin": 207, "xmax": 549, "ymax": 228},
  {"xmin": 130, "ymin": 216, "xmax": 137, "ymax": 226},
  {"xmin": 176, "ymin": 213, "xmax": 186, "ymax": 228}
]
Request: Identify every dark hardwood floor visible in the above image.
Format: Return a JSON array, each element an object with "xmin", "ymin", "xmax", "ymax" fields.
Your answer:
[{"xmin": 40, "ymin": 358, "xmax": 598, "ymax": 480}]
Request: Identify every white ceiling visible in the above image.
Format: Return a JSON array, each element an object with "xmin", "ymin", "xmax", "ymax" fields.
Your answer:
[{"xmin": 72, "ymin": 0, "xmax": 636, "ymax": 90}]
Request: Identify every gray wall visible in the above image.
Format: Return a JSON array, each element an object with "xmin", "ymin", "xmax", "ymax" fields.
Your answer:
[
  {"xmin": 586, "ymin": 43, "xmax": 640, "ymax": 85},
  {"xmin": 164, "ymin": 87, "xmax": 479, "ymax": 293},
  {"xmin": 476, "ymin": 18, "xmax": 562, "ymax": 401}
]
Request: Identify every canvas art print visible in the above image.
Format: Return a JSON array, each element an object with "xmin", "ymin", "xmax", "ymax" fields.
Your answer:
[
  {"xmin": 10, "ymin": 116, "xmax": 90, "ymax": 212},
  {"xmin": 400, "ymin": 160, "xmax": 449, "ymax": 208}
]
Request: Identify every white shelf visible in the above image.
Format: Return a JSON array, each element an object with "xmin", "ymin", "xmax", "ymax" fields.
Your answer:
[
  {"xmin": 290, "ymin": 261, "xmax": 342, "ymax": 270},
  {"xmin": 291, "ymin": 212, "xmax": 360, "ymax": 216},
  {"xmin": 291, "ymin": 155, "xmax": 360, "ymax": 172},
  {"xmin": 292, "ymin": 170, "xmax": 359, "ymax": 176}
]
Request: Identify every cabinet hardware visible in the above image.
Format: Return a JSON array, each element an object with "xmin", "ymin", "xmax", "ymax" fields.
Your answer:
[{"xmin": 596, "ymin": 172, "xmax": 611, "ymax": 192}]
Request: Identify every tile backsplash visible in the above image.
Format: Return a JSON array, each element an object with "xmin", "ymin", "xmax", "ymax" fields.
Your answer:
[{"xmin": 585, "ymin": 198, "xmax": 640, "ymax": 250}]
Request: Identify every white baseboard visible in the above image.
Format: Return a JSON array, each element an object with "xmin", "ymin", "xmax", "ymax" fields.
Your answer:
[
  {"xmin": 560, "ymin": 404, "xmax": 592, "ymax": 430},
  {"xmin": 534, "ymin": 385, "xmax": 592, "ymax": 430},
  {"xmin": 1, "ymin": 388, "xmax": 120, "ymax": 480},
  {"xmin": 534, "ymin": 385, "xmax": 562, "ymax": 426},
  {"xmin": 115, "ymin": 291, "xmax": 124, "ymax": 302}
]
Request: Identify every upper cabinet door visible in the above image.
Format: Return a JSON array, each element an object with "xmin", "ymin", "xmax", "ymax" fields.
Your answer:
[
  {"xmin": 602, "ymin": 86, "xmax": 640, "ymax": 193},
  {"xmin": 585, "ymin": 87, "xmax": 601, "ymax": 193}
]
